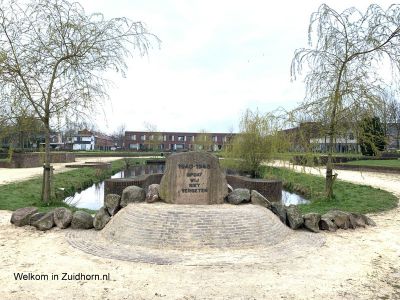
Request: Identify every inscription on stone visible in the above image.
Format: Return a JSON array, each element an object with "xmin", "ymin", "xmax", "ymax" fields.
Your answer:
[{"xmin": 159, "ymin": 152, "xmax": 228, "ymax": 204}]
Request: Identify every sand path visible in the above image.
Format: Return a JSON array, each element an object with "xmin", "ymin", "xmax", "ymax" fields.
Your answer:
[
  {"xmin": 0, "ymin": 157, "xmax": 124, "ymax": 186},
  {"xmin": 0, "ymin": 161, "xmax": 399, "ymax": 299}
]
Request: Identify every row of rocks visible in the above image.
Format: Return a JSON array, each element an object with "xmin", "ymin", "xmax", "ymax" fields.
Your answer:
[
  {"xmin": 10, "ymin": 183, "xmax": 162, "ymax": 232},
  {"xmin": 224, "ymin": 187, "xmax": 376, "ymax": 233},
  {"xmin": 91, "ymin": 184, "xmax": 161, "ymax": 230},
  {"xmin": 10, "ymin": 207, "xmax": 94, "ymax": 231}
]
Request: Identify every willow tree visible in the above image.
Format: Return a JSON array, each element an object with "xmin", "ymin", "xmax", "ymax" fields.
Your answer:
[
  {"xmin": 0, "ymin": 0, "xmax": 158, "ymax": 203},
  {"xmin": 223, "ymin": 109, "xmax": 283, "ymax": 178},
  {"xmin": 291, "ymin": 4, "xmax": 400, "ymax": 198},
  {"xmin": 195, "ymin": 130, "xmax": 212, "ymax": 151}
]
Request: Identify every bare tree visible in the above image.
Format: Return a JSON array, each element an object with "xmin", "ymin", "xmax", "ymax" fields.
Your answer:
[
  {"xmin": 291, "ymin": 4, "xmax": 400, "ymax": 198},
  {"xmin": 143, "ymin": 122, "xmax": 162, "ymax": 151},
  {"xmin": 112, "ymin": 123, "xmax": 126, "ymax": 150},
  {"xmin": 0, "ymin": 0, "xmax": 159, "ymax": 203}
]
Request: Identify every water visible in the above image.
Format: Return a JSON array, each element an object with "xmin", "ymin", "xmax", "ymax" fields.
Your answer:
[
  {"xmin": 64, "ymin": 165, "xmax": 165, "ymax": 210},
  {"xmin": 64, "ymin": 164, "xmax": 309, "ymax": 210},
  {"xmin": 281, "ymin": 190, "xmax": 310, "ymax": 206}
]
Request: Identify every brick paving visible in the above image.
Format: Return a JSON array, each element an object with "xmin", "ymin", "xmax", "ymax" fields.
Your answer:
[{"xmin": 66, "ymin": 203, "xmax": 325, "ymax": 265}]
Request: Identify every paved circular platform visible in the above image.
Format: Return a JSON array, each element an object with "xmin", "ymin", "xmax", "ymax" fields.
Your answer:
[{"xmin": 66, "ymin": 203, "xmax": 325, "ymax": 265}]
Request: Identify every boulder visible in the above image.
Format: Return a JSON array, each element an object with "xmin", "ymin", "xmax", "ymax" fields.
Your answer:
[
  {"xmin": 322, "ymin": 210, "xmax": 356, "ymax": 230},
  {"xmin": 53, "ymin": 207, "xmax": 73, "ymax": 229},
  {"xmin": 286, "ymin": 205, "xmax": 303, "ymax": 229},
  {"xmin": 11, "ymin": 207, "xmax": 38, "ymax": 227},
  {"xmin": 29, "ymin": 212, "xmax": 46, "ymax": 226},
  {"xmin": 350, "ymin": 213, "xmax": 366, "ymax": 228},
  {"xmin": 146, "ymin": 184, "xmax": 160, "ymax": 203},
  {"xmin": 105, "ymin": 194, "xmax": 121, "ymax": 216},
  {"xmin": 71, "ymin": 211, "xmax": 94, "ymax": 229},
  {"xmin": 121, "ymin": 186, "xmax": 146, "ymax": 207},
  {"xmin": 319, "ymin": 217, "xmax": 338, "ymax": 232},
  {"xmin": 270, "ymin": 202, "xmax": 287, "ymax": 224},
  {"xmin": 227, "ymin": 188, "xmax": 251, "ymax": 205},
  {"xmin": 361, "ymin": 214, "xmax": 376, "ymax": 226},
  {"xmin": 93, "ymin": 207, "xmax": 111, "ymax": 230},
  {"xmin": 303, "ymin": 213, "xmax": 321, "ymax": 233},
  {"xmin": 251, "ymin": 190, "xmax": 271, "ymax": 208},
  {"xmin": 32, "ymin": 212, "xmax": 54, "ymax": 231}
]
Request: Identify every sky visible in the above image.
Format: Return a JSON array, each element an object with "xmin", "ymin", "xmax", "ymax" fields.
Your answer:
[{"xmin": 79, "ymin": 0, "xmax": 396, "ymax": 134}]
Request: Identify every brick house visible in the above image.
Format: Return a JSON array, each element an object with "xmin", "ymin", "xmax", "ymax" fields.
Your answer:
[
  {"xmin": 124, "ymin": 131, "xmax": 235, "ymax": 151},
  {"xmin": 71, "ymin": 129, "xmax": 114, "ymax": 151}
]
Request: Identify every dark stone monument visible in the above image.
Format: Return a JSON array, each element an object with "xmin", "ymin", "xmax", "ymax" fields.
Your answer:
[{"xmin": 159, "ymin": 151, "xmax": 228, "ymax": 204}]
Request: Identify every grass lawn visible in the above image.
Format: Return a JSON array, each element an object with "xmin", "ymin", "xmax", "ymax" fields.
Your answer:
[
  {"xmin": 0, "ymin": 158, "xmax": 146, "ymax": 213},
  {"xmin": 263, "ymin": 166, "xmax": 398, "ymax": 215},
  {"xmin": 342, "ymin": 159, "xmax": 400, "ymax": 168}
]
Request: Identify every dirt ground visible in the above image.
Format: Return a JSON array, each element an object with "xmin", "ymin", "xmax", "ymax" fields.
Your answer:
[
  {"xmin": 0, "ymin": 157, "xmax": 123, "ymax": 186},
  {"xmin": 0, "ymin": 162, "xmax": 399, "ymax": 299}
]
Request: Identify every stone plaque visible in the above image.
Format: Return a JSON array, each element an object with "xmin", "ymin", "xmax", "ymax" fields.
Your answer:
[{"xmin": 159, "ymin": 152, "xmax": 228, "ymax": 204}]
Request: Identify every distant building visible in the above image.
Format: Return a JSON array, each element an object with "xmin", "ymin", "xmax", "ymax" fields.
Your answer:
[
  {"xmin": 71, "ymin": 129, "xmax": 114, "ymax": 151},
  {"xmin": 283, "ymin": 121, "xmax": 400, "ymax": 153},
  {"xmin": 124, "ymin": 131, "xmax": 235, "ymax": 151},
  {"xmin": 387, "ymin": 123, "xmax": 400, "ymax": 150}
]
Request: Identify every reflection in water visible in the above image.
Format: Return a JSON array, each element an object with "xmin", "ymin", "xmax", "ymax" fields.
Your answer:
[
  {"xmin": 64, "ymin": 165, "xmax": 165, "ymax": 210},
  {"xmin": 65, "ymin": 164, "xmax": 309, "ymax": 210},
  {"xmin": 281, "ymin": 190, "xmax": 310, "ymax": 206},
  {"xmin": 115, "ymin": 164, "xmax": 165, "ymax": 178}
]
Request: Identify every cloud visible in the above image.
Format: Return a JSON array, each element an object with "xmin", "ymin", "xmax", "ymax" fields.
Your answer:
[{"xmin": 82, "ymin": 0, "xmax": 396, "ymax": 133}]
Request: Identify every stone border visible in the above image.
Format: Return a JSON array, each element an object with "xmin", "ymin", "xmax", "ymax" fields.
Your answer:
[
  {"xmin": 225, "ymin": 175, "xmax": 282, "ymax": 202},
  {"xmin": 105, "ymin": 174, "xmax": 283, "ymax": 202},
  {"xmin": 104, "ymin": 174, "xmax": 163, "ymax": 197},
  {"xmin": 0, "ymin": 152, "xmax": 75, "ymax": 168},
  {"xmin": 65, "ymin": 162, "xmax": 111, "ymax": 169}
]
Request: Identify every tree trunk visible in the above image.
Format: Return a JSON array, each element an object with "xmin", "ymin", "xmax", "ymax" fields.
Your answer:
[
  {"xmin": 42, "ymin": 124, "xmax": 52, "ymax": 204},
  {"xmin": 325, "ymin": 151, "xmax": 334, "ymax": 199}
]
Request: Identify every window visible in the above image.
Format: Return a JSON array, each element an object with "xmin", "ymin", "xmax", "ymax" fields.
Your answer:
[
  {"xmin": 131, "ymin": 134, "xmax": 136, "ymax": 140},
  {"xmin": 212, "ymin": 136, "xmax": 218, "ymax": 142},
  {"xmin": 140, "ymin": 135, "xmax": 146, "ymax": 141},
  {"xmin": 177, "ymin": 136, "xmax": 185, "ymax": 141},
  {"xmin": 150, "ymin": 135, "xmax": 154, "ymax": 141},
  {"xmin": 163, "ymin": 135, "xmax": 167, "ymax": 141}
]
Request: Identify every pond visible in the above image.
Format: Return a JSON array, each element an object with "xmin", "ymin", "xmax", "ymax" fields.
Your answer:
[{"xmin": 64, "ymin": 165, "xmax": 309, "ymax": 210}]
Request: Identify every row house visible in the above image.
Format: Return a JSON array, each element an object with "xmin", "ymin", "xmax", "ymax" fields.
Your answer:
[
  {"xmin": 67, "ymin": 129, "xmax": 114, "ymax": 151},
  {"xmin": 124, "ymin": 131, "xmax": 234, "ymax": 151}
]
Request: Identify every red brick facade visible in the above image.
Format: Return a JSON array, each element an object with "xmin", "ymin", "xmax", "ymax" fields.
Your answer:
[{"xmin": 124, "ymin": 131, "xmax": 234, "ymax": 151}]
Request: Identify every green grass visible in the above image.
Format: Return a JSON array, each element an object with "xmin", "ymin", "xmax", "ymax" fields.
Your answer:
[
  {"xmin": 263, "ymin": 166, "xmax": 398, "ymax": 215},
  {"xmin": 342, "ymin": 159, "xmax": 400, "ymax": 168},
  {"xmin": 0, "ymin": 158, "xmax": 146, "ymax": 213}
]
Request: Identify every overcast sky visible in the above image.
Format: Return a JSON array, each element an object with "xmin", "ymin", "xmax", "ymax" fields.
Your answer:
[{"xmin": 80, "ymin": 0, "xmax": 395, "ymax": 134}]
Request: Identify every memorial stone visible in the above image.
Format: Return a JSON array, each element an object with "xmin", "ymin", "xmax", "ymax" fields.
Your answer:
[{"xmin": 159, "ymin": 151, "xmax": 228, "ymax": 204}]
